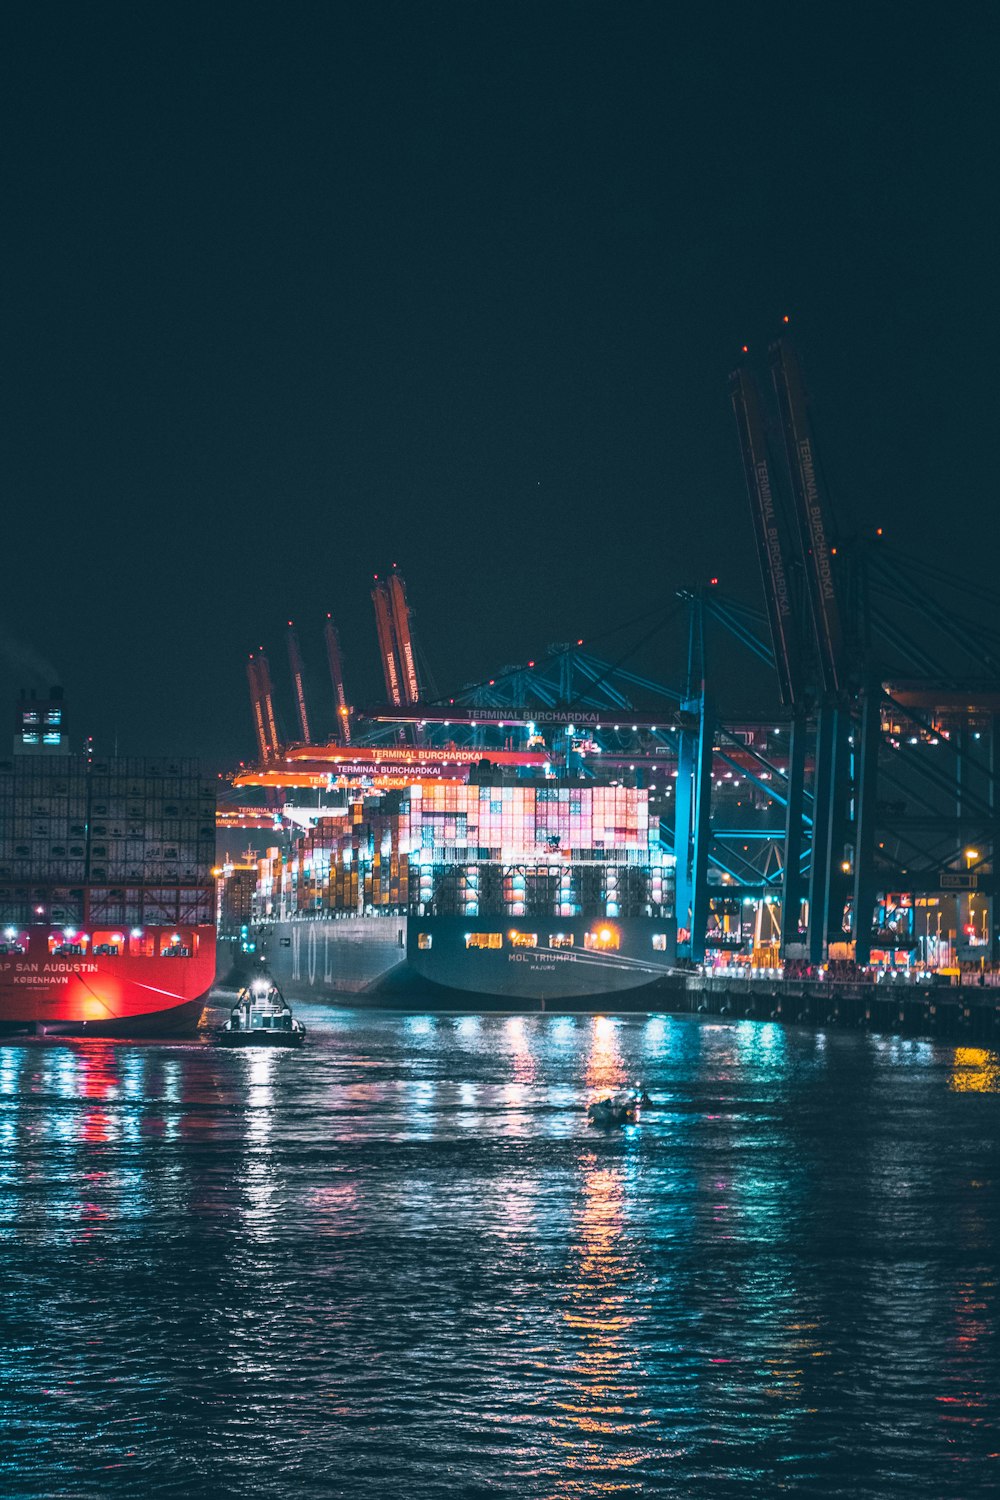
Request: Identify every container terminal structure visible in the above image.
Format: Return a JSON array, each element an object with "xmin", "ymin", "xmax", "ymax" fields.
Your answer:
[{"xmin": 220, "ymin": 344, "xmax": 1000, "ymax": 1032}]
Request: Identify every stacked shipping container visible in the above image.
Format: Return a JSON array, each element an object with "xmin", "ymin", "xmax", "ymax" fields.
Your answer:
[
  {"xmin": 256, "ymin": 781, "xmax": 673, "ymax": 923},
  {"xmin": 0, "ymin": 755, "xmax": 216, "ymax": 927}
]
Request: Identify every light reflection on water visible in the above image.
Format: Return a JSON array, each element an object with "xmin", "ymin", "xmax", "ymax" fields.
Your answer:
[
  {"xmin": 950, "ymin": 1046, "xmax": 1000, "ymax": 1093},
  {"xmin": 0, "ymin": 1014, "xmax": 996, "ymax": 1497},
  {"xmin": 557, "ymin": 1156, "xmax": 654, "ymax": 1496}
]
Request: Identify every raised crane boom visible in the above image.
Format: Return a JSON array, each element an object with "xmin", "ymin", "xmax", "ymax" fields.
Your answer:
[
  {"xmin": 255, "ymin": 649, "xmax": 281, "ymax": 762},
  {"xmin": 386, "ymin": 570, "xmax": 421, "ymax": 705},
  {"xmin": 769, "ymin": 338, "xmax": 846, "ymax": 698},
  {"xmin": 372, "ymin": 578, "xmax": 403, "ymax": 707},
  {"xmin": 323, "ymin": 613, "xmax": 352, "ymax": 745},
  {"xmin": 285, "ymin": 621, "xmax": 312, "ymax": 745},
  {"xmin": 246, "ymin": 655, "xmax": 270, "ymax": 764},
  {"xmin": 729, "ymin": 365, "xmax": 802, "ymax": 708}
]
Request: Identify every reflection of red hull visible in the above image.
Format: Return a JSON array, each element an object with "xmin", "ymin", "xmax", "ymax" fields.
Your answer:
[{"xmin": 0, "ymin": 927, "xmax": 216, "ymax": 1036}]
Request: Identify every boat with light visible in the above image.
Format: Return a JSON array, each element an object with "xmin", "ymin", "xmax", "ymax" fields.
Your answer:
[
  {"xmin": 587, "ymin": 1088, "xmax": 642, "ymax": 1127},
  {"xmin": 216, "ymin": 978, "xmax": 306, "ymax": 1047}
]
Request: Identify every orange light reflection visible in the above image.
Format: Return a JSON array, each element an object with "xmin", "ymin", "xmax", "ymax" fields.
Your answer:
[
  {"xmin": 585, "ymin": 1016, "xmax": 627, "ymax": 1096},
  {"xmin": 556, "ymin": 1156, "xmax": 653, "ymax": 1491},
  {"xmin": 949, "ymin": 1048, "xmax": 1000, "ymax": 1093}
]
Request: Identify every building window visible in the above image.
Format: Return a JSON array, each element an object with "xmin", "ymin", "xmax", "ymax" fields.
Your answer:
[
  {"xmin": 508, "ymin": 931, "xmax": 537, "ymax": 948},
  {"xmin": 550, "ymin": 933, "xmax": 575, "ymax": 949},
  {"xmin": 21, "ymin": 731, "xmax": 39, "ymax": 744},
  {"xmin": 417, "ymin": 933, "xmax": 433, "ymax": 950},
  {"xmin": 465, "ymin": 932, "xmax": 502, "ymax": 950},
  {"xmin": 21, "ymin": 711, "xmax": 39, "ymax": 725},
  {"xmin": 44, "ymin": 710, "xmax": 61, "ymax": 725},
  {"xmin": 584, "ymin": 927, "xmax": 620, "ymax": 952},
  {"xmin": 42, "ymin": 732, "xmax": 62, "ymax": 745},
  {"xmin": 652, "ymin": 934, "xmax": 668, "ymax": 951}
]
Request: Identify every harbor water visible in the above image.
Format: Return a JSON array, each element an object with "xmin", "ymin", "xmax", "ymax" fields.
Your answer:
[{"xmin": 1, "ymin": 1006, "xmax": 998, "ymax": 1497}]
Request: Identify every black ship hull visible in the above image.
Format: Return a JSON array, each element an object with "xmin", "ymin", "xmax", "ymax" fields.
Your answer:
[{"xmin": 259, "ymin": 914, "xmax": 679, "ymax": 1011}]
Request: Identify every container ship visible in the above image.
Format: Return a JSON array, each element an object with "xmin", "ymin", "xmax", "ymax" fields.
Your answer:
[
  {"xmin": 247, "ymin": 773, "xmax": 678, "ymax": 1010},
  {"xmin": 0, "ymin": 690, "xmax": 216, "ymax": 1036}
]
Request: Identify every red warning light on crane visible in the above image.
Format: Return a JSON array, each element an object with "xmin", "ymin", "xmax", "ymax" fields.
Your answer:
[
  {"xmin": 782, "ymin": 314, "xmax": 790, "ymax": 323},
  {"xmin": 710, "ymin": 577, "xmax": 719, "ymax": 586},
  {"xmin": 741, "ymin": 344, "xmax": 749, "ymax": 353}
]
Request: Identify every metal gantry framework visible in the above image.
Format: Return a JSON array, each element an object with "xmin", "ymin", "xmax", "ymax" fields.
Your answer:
[{"xmin": 723, "ymin": 333, "xmax": 1000, "ymax": 968}]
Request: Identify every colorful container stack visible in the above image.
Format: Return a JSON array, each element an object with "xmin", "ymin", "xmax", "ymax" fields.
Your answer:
[
  {"xmin": 0, "ymin": 755, "xmax": 216, "ymax": 928},
  {"xmin": 257, "ymin": 782, "xmax": 673, "ymax": 923}
]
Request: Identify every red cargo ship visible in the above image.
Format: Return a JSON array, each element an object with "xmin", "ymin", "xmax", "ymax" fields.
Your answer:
[
  {"xmin": 0, "ymin": 692, "xmax": 217, "ymax": 1036},
  {"xmin": 0, "ymin": 924, "xmax": 216, "ymax": 1035}
]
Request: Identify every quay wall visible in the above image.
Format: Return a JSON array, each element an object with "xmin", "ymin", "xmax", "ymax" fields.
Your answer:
[{"xmin": 671, "ymin": 974, "xmax": 1000, "ymax": 1043}]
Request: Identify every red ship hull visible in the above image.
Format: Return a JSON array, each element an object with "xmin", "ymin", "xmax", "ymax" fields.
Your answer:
[{"xmin": 0, "ymin": 926, "xmax": 216, "ymax": 1037}]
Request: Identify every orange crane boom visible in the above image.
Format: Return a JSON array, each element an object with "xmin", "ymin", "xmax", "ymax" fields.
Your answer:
[
  {"xmin": 387, "ymin": 570, "xmax": 420, "ymax": 705},
  {"xmin": 285, "ymin": 621, "xmax": 312, "ymax": 744},
  {"xmin": 372, "ymin": 578, "xmax": 403, "ymax": 706},
  {"xmin": 323, "ymin": 613, "xmax": 352, "ymax": 745},
  {"xmin": 246, "ymin": 655, "xmax": 270, "ymax": 764},
  {"xmin": 255, "ymin": 649, "xmax": 281, "ymax": 762}
]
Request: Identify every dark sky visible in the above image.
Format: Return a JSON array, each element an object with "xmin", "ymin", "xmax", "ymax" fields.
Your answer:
[{"xmin": 2, "ymin": 2, "xmax": 996, "ymax": 766}]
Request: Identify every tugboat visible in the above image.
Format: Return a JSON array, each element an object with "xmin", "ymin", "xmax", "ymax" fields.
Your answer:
[{"xmin": 216, "ymin": 977, "xmax": 306, "ymax": 1048}]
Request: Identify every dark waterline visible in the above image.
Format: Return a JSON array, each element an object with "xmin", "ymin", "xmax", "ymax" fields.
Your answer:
[{"xmin": 1, "ymin": 1008, "xmax": 997, "ymax": 1498}]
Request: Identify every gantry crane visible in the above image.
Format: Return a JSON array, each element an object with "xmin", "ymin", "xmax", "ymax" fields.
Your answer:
[{"xmin": 729, "ymin": 334, "xmax": 882, "ymax": 963}]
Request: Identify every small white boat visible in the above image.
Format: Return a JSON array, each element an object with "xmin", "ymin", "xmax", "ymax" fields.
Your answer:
[{"xmin": 216, "ymin": 978, "xmax": 306, "ymax": 1048}]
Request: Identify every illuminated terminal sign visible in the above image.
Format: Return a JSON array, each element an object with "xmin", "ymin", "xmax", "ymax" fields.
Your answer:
[
  {"xmin": 334, "ymin": 774, "xmax": 466, "ymax": 790},
  {"xmin": 359, "ymin": 706, "xmax": 676, "ymax": 730},
  {"xmin": 233, "ymin": 768, "xmax": 467, "ymax": 792},
  {"xmin": 286, "ymin": 744, "xmax": 547, "ymax": 768},
  {"xmin": 233, "ymin": 770, "xmax": 332, "ymax": 790},
  {"xmin": 327, "ymin": 760, "xmax": 479, "ymax": 779}
]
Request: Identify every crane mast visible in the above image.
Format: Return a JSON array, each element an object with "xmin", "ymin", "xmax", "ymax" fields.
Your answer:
[
  {"xmin": 769, "ymin": 337, "xmax": 846, "ymax": 697},
  {"xmin": 729, "ymin": 365, "xmax": 802, "ymax": 708},
  {"xmin": 285, "ymin": 621, "xmax": 312, "ymax": 745},
  {"xmin": 323, "ymin": 613, "xmax": 352, "ymax": 745}
]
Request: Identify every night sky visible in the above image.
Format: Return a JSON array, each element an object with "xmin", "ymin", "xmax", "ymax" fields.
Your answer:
[{"xmin": 3, "ymin": 3, "xmax": 996, "ymax": 767}]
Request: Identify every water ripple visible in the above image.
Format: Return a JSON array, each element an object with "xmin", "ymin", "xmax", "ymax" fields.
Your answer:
[{"xmin": 0, "ymin": 1012, "xmax": 997, "ymax": 1497}]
